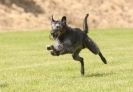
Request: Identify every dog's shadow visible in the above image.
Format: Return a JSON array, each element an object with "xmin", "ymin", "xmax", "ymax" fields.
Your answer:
[
  {"xmin": 85, "ymin": 72, "xmax": 115, "ymax": 77},
  {"xmin": 71, "ymin": 72, "xmax": 115, "ymax": 79}
]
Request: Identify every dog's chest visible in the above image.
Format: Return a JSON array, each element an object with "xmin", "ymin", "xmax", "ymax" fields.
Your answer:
[
  {"xmin": 54, "ymin": 39, "xmax": 63, "ymax": 51},
  {"xmin": 57, "ymin": 38, "xmax": 73, "ymax": 51}
]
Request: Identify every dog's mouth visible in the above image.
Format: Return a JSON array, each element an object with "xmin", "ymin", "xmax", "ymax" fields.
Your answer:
[
  {"xmin": 51, "ymin": 30, "xmax": 61, "ymax": 38},
  {"xmin": 51, "ymin": 32, "xmax": 58, "ymax": 38}
]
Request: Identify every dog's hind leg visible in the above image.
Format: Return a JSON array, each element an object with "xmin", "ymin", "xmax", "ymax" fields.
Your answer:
[
  {"xmin": 85, "ymin": 37, "xmax": 100, "ymax": 55},
  {"xmin": 72, "ymin": 49, "xmax": 85, "ymax": 75},
  {"xmin": 98, "ymin": 51, "xmax": 107, "ymax": 64},
  {"xmin": 85, "ymin": 37, "xmax": 107, "ymax": 64}
]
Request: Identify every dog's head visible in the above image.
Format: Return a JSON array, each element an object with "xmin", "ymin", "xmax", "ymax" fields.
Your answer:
[{"xmin": 50, "ymin": 15, "xmax": 67, "ymax": 38}]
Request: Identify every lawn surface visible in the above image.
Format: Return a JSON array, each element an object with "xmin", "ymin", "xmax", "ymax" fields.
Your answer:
[{"xmin": 0, "ymin": 29, "xmax": 133, "ymax": 92}]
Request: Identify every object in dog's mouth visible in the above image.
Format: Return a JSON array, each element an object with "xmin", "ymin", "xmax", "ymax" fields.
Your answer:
[
  {"xmin": 51, "ymin": 30, "xmax": 61, "ymax": 38},
  {"xmin": 51, "ymin": 32, "xmax": 58, "ymax": 38},
  {"xmin": 54, "ymin": 42, "xmax": 63, "ymax": 51}
]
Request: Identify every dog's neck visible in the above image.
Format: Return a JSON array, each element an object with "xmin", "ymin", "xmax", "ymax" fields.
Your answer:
[{"xmin": 57, "ymin": 25, "xmax": 71, "ymax": 42}]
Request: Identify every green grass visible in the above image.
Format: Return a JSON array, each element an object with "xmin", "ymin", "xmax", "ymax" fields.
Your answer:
[{"xmin": 0, "ymin": 28, "xmax": 133, "ymax": 92}]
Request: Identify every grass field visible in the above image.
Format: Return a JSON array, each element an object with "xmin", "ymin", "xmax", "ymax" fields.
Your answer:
[{"xmin": 0, "ymin": 29, "xmax": 133, "ymax": 92}]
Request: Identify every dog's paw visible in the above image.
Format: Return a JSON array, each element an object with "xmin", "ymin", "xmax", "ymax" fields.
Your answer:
[
  {"xmin": 46, "ymin": 45, "xmax": 52, "ymax": 50},
  {"xmin": 51, "ymin": 51, "xmax": 59, "ymax": 56}
]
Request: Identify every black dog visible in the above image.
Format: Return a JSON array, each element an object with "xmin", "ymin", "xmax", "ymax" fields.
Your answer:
[{"xmin": 47, "ymin": 14, "xmax": 107, "ymax": 75}]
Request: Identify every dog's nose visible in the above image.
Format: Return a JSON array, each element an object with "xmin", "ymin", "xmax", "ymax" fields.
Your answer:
[{"xmin": 56, "ymin": 26, "xmax": 60, "ymax": 29}]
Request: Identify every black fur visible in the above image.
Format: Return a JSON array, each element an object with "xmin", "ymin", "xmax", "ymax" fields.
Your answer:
[{"xmin": 47, "ymin": 14, "xmax": 107, "ymax": 75}]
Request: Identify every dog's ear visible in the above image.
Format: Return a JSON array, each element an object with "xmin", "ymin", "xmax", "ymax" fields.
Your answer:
[
  {"xmin": 51, "ymin": 15, "xmax": 55, "ymax": 22},
  {"xmin": 61, "ymin": 16, "xmax": 67, "ymax": 24}
]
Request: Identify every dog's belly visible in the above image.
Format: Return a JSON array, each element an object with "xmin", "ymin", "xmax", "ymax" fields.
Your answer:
[
  {"xmin": 65, "ymin": 47, "xmax": 75, "ymax": 53},
  {"xmin": 64, "ymin": 45, "xmax": 83, "ymax": 54},
  {"xmin": 60, "ymin": 39, "xmax": 83, "ymax": 54},
  {"xmin": 59, "ymin": 46, "xmax": 76, "ymax": 54}
]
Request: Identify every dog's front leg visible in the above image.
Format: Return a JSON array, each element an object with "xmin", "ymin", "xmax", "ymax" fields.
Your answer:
[{"xmin": 47, "ymin": 45, "xmax": 61, "ymax": 56}]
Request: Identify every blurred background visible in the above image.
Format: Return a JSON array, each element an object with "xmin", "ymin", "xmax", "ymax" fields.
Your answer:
[
  {"xmin": 0, "ymin": 1, "xmax": 133, "ymax": 91},
  {"xmin": 0, "ymin": 0, "xmax": 133, "ymax": 31}
]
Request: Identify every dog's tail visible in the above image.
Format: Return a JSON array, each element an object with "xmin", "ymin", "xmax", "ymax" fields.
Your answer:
[{"xmin": 83, "ymin": 14, "xmax": 89, "ymax": 34}]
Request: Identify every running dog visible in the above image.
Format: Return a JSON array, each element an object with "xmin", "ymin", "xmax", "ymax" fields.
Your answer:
[{"xmin": 47, "ymin": 14, "xmax": 107, "ymax": 75}]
